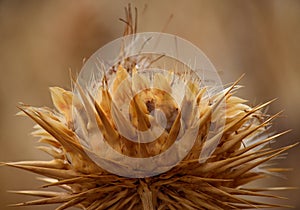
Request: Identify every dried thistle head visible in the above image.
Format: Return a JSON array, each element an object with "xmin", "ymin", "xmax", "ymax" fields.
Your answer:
[{"xmin": 4, "ymin": 5, "xmax": 297, "ymax": 210}]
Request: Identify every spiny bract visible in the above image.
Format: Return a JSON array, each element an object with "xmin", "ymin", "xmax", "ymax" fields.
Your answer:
[{"xmin": 5, "ymin": 5, "xmax": 296, "ymax": 210}]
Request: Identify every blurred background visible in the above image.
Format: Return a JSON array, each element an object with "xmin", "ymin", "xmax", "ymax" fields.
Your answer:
[{"xmin": 0, "ymin": 0, "xmax": 299, "ymax": 209}]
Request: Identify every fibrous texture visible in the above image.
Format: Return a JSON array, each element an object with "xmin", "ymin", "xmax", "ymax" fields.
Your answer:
[{"xmin": 6, "ymin": 68, "xmax": 296, "ymax": 209}]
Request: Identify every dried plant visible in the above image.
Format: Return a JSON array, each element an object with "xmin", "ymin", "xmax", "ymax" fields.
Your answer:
[{"xmin": 3, "ymin": 5, "xmax": 297, "ymax": 210}]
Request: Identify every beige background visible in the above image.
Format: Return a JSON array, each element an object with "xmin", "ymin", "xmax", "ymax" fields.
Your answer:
[{"xmin": 0, "ymin": 0, "xmax": 299, "ymax": 209}]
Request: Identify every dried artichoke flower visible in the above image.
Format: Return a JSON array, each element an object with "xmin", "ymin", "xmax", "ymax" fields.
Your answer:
[{"xmin": 4, "ymin": 5, "xmax": 297, "ymax": 210}]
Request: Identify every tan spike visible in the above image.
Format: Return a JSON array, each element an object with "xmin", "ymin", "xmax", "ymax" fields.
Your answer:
[
  {"xmin": 4, "ymin": 163, "xmax": 79, "ymax": 179},
  {"xmin": 229, "ymin": 143, "xmax": 298, "ymax": 178},
  {"xmin": 130, "ymin": 96, "xmax": 151, "ymax": 131},
  {"xmin": 94, "ymin": 101, "xmax": 121, "ymax": 151},
  {"xmin": 36, "ymin": 146, "xmax": 64, "ymax": 159},
  {"xmin": 50, "ymin": 87, "xmax": 73, "ymax": 124},
  {"xmin": 232, "ymin": 130, "xmax": 291, "ymax": 156},
  {"xmin": 8, "ymin": 190, "xmax": 65, "ymax": 198}
]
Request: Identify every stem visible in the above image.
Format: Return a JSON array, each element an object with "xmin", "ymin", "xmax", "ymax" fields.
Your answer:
[{"xmin": 138, "ymin": 179, "xmax": 155, "ymax": 210}]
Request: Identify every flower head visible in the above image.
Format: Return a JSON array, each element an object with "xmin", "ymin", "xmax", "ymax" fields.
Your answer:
[{"xmin": 5, "ymin": 5, "xmax": 297, "ymax": 210}]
